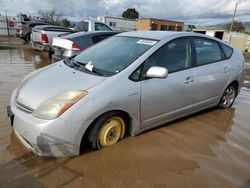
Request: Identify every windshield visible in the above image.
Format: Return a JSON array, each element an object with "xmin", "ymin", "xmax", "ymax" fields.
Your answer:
[{"xmin": 74, "ymin": 36, "xmax": 157, "ymax": 75}]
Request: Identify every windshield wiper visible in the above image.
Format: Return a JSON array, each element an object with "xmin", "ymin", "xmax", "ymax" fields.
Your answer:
[
  {"xmin": 63, "ymin": 58, "xmax": 79, "ymax": 67},
  {"xmin": 76, "ymin": 61, "xmax": 104, "ymax": 76}
]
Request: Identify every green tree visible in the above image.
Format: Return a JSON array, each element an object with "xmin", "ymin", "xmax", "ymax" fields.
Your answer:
[
  {"xmin": 224, "ymin": 21, "xmax": 245, "ymax": 32},
  {"xmin": 122, "ymin": 8, "xmax": 139, "ymax": 19}
]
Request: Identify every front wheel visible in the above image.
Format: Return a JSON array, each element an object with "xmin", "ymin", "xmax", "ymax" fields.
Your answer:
[
  {"xmin": 88, "ymin": 112, "xmax": 127, "ymax": 150},
  {"xmin": 219, "ymin": 84, "xmax": 237, "ymax": 109}
]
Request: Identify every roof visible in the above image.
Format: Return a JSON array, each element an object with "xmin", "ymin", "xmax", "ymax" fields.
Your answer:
[
  {"xmin": 99, "ymin": 16, "xmax": 137, "ymax": 22},
  {"xmin": 138, "ymin": 18, "xmax": 184, "ymax": 24},
  {"xmin": 34, "ymin": 24, "xmax": 69, "ymax": 29},
  {"xmin": 63, "ymin": 31, "xmax": 121, "ymax": 39},
  {"xmin": 117, "ymin": 31, "xmax": 185, "ymax": 40}
]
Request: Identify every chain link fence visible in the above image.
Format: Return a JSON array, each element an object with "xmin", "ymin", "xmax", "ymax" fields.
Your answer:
[{"xmin": 0, "ymin": 12, "xmax": 21, "ymax": 36}]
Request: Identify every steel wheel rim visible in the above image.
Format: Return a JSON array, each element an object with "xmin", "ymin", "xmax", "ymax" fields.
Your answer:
[
  {"xmin": 98, "ymin": 117, "xmax": 125, "ymax": 148},
  {"xmin": 222, "ymin": 86, "xmax": 236, "ymax": 108}
]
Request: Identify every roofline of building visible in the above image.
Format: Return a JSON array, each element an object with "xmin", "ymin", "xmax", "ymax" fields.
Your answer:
[
  {"xmin": 193, "ymin": 29, "xmax": 225, "ymax": 32},
  {"xmin": 138, "ymin": 18, "xmax": 184, "ymax": 24},
  {"xmin": 98, "ymin": 16, "xmax": 137, "ymax": 21}
]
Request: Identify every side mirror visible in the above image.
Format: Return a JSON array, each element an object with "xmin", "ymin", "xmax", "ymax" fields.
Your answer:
[{"xmin": 146, "ymin": 66, "xmax": 168, "ymax": 79}]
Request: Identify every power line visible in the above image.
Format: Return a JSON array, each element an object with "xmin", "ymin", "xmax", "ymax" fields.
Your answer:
[{"xmin": 169, "ymin": 9, "xmax": 250, "ymax": 20}]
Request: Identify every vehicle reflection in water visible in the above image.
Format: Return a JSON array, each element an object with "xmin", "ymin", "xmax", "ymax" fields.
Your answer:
[{"xmin": 0, "ymin": 46, "xmax": 249, "ymax": 188}]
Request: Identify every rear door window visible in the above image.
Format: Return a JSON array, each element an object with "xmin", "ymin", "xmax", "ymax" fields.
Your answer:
[
  {"xmin": 95, "ymin": 23, "xmax": 112, "ymax": 31},
  {"xmin": 194, "ymin": 38, "xmax": 223, "ymax": 66},
  {"xmin": 75, "ymin": 22, "xmax": 89, "ymax": 31}
]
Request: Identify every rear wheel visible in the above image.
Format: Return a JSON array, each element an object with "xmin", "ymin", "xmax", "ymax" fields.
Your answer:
[
  {"xmin": 88, "ymin": 112, "xmax": 126, "ymax": 150},
  {"xmin": 219, "ymin": 84, "xmax": 237, "ymax": 109},
  {"xmin": 25, "ymin": 33, "xmax": 31, "ymax": 42}
]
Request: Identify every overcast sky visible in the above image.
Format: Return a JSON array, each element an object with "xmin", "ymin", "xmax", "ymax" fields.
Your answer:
[{"xmin": 0, "ymin": 0, "xmax": 250, "ymax": 25}]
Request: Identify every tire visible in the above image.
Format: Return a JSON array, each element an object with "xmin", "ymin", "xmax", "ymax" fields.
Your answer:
[
  {"xmin": 25, "ymin": 33, "xmax": 31, "ymax": 42},
  {"xmin": 88, "ymin": 112, "xmax": 127, "ymax": 150},
  {"xmin": 218, "ymin": 84, "xmax": 237, "ymax": 109}
]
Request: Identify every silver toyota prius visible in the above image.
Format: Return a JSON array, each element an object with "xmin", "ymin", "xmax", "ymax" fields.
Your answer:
[{"xmin": 7, "ymin": 31, "xmax": 245, "ymax": 156}]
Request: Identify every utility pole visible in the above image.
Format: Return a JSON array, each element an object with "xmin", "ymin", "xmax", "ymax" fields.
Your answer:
[
  {"xmin": 106, "ymin": 0, "xmax": 109, "ymax": 15},
  {"xmin": 5, "ymin": 10, "xmax": 10, "ymax": 36},
  {"xmin": 229, "ymin": 3, "xmax": 238, "ymax": 33}
]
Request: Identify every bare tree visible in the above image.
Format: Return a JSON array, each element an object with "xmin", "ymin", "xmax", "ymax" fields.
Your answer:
[{"xmin": 39, "ymin": 8, "xmax": 62, "ymax": 23}]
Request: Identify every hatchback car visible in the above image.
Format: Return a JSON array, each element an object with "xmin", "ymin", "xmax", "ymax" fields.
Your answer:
[
  {"xmin": 52, "ymin": 31, "xmax": 120, "ymax": 62},
  {"xmin": 7, "ymin": 31, "xmax": 245, "ymax": 156}
]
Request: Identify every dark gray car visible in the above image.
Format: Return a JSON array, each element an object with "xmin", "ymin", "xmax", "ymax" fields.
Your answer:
[{"xmin": 52, "ymin": 31, "xmax": 120, "ymax": 62}]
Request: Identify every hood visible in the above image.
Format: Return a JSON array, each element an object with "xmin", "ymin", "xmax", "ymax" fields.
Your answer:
[{"xmin": 16, "ymin": 61, "xmax": 106, "ymax": 110}]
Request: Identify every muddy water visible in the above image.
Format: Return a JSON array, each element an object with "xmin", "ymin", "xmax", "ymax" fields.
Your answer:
[{"xmin": 0, "ymin": 46, "xmax": 250, "ymax": 188}]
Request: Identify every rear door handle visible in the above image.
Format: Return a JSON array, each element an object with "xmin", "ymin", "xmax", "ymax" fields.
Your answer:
[{"xmin": 184, "ymin": 76, "xmax": 194, "ymax": 84}]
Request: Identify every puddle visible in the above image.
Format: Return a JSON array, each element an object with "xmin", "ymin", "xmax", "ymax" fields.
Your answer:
[{"xmin": 0, "ymin": 46, "xmax": 249, "ymax": 188}]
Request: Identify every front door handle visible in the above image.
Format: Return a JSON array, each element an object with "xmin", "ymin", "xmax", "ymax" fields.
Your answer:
[{"xmin": 184, "ymin": 76, "xmax": 194, "ymax": 84}]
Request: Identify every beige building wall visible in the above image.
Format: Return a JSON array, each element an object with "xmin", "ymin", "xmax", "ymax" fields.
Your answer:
[
  {"xmin": 223, "ymin": 32, "xmax": 249, "ymax": 52},
  {"xmin": 137, "ymin": 19, "xmax": 151, "ymax": 30},
  {"xmin": 229, "ymin": 33, "xmax": 249, "ymax": 52},
  {"xmin": 137, "ymin": 18, "xmax": 184, "ymax": 31}
]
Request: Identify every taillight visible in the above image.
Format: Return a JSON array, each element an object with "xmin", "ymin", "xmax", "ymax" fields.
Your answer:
[
  {"xmin": 41, "ymin": 34, "xmax": 49, "ymax": 43},
  {"xmin": 71, "ymin": 43, "xmax": 82, "ymax": 51},
  {"xmin": 17, "ymin": 26, "xmax": 25, "ymax": 32}
]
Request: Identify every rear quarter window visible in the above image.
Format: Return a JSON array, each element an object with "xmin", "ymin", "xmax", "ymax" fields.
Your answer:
[
  {"xmin": 194, "ymin": 37, "xmax": 223, "ymax": 66},
  {"xmin": 220, "ymin": 43, "xmax": 233, "ymax": 59}
]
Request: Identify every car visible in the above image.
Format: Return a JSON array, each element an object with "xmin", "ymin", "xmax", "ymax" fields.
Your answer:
[
  {"xmin": 30, "ymin": 21, "xmax": 113, "ymax": 55},
  {"xmin": 7, "ymin": 31, "xmax": 245, "ymax": 156},
  {"xmin": 74, "ymin": 20, "xmax": 112, "ymax": 32},
  {"xmin": 52, "ymin": 31, "xmax": 120, "ymax": 62},
  {"xmin": 16, "ymin": 22, "xmax": 49, "ymax": 42},
  {"xmin": 30, "ymin": 25, "xmax": 74, "ymax": 54}
]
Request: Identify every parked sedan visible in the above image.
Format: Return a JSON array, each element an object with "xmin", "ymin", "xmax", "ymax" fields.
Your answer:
[
  {"xmin": 7, "ymin": 31, "xmax": 245, "ymax": 156},
  {"xmin": 16, "ymin": 22, "xmax": 49, "ymax": 42},
  {"xmin": 52, "ymin": 31, "xmax": 120, "ymax": 62}
]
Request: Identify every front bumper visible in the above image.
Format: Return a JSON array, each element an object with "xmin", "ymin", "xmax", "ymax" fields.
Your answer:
[{"xmin": 8, "ymin": 90, "xmax": 80, "ymax": 156}]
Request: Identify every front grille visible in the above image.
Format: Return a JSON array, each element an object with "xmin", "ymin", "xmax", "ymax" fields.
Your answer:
[{"xmin": 15, "ymin": 101, "xmax": 33, "ymax": 113}]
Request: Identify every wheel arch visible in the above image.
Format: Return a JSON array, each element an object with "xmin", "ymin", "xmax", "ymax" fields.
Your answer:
[
  {"xmin": 79, "ymin": 109, "xmax": 132, "ymax": 153},
  {"xmin": 230, "ymin": 80, "xmax": 239, "ymax": 95}
]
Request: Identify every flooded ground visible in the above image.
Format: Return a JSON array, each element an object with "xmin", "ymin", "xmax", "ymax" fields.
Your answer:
[{"xmin": 0, "ymin": 40, "xmax": 250, "ymax": 188}]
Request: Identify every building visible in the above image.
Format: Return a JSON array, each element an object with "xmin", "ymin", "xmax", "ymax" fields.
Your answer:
[
  {"xmin": 97, "ymin": 16, "xmax": 137, "ymax": 31},
  {"xmin": 137, "ymin": 18, "xmax": 184, "ymax": 31},
  {"xmin": 193, "ymin": 29, "xmax": 225, "ymax": 40},
  {"xmin": 191, "ymin": 28, "xmax": 249, "ymax": 52},
  {"xmin": 223, "ymin": 32, "xmax": 249, "ymax": 52}
]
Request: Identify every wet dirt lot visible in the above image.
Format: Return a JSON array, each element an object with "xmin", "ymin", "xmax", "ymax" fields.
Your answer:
[{"xmin": 0, "ymin": 40, "xmax": 250, "ymax": 188}]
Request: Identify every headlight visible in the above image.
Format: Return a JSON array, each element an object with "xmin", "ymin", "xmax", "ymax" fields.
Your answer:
[{"xmin": 33, "ymin": 90, "xmax": 87, "ymax": 120}]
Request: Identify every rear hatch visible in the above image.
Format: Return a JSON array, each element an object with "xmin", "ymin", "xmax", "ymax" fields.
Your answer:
[
  {"xmin": 52, "ymin": 37, "xmax": 73, "ymax": 59},
  {"xmin": 52, "ymin": 36, "xmax": 83, "ymax": 61},
  {"xmin": 32, "ymin": 29, "xmax": 42, "ymax": 43}
]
